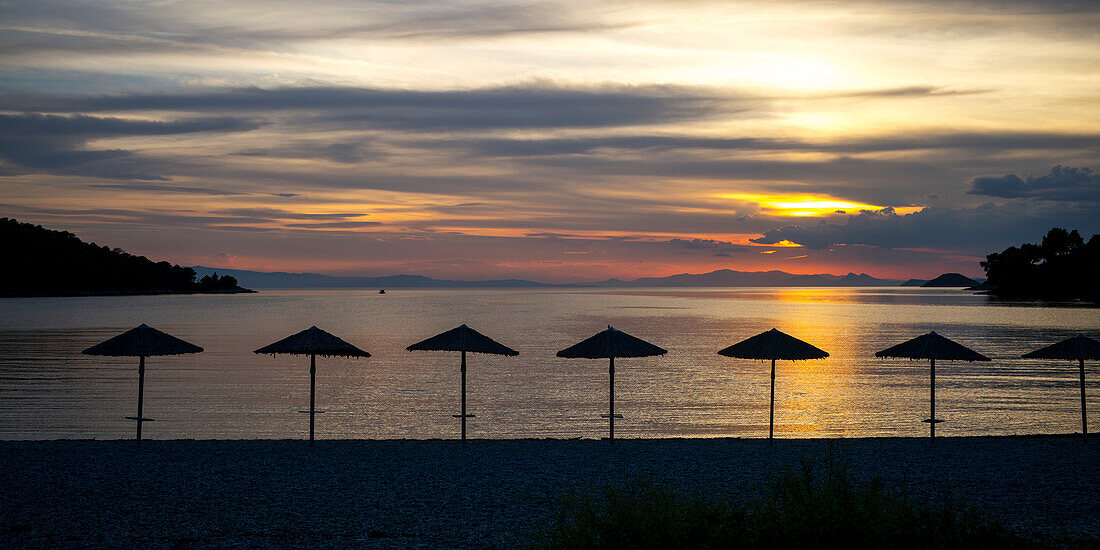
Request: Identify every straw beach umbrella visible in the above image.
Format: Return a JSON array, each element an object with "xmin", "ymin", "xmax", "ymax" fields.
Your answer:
[
  {"xmin": 406, "ymin": 324, "xmax": 518, "ymax": 441},
  {"xmin": 717, "ymin": 328, "xmax": 829, "ymax": 439},
  {"xmin": 875, "ymin": 331, "xmax": 990, "ymax": 439},
  {"xmin": 1022, "ymin": 334, "xmax": 1100, "ymax": 436},
  {"xmin": 254, "ymin": 326, "xmax": 370, "ymax": 444},
  {"xmin": 82, "ymin": 323, "xmax": 203, "ymax": 442},
  {"xmin": 557, "ymin": 326, "xmax": 667, "ymax": 442}
]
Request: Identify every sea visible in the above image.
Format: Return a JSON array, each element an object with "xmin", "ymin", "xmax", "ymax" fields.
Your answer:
[{"xmin": 0, "ymin": 287, "xmax": 1096, "ymax": 440}]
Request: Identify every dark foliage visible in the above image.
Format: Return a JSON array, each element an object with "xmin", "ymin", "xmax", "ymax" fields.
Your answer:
[
  {"xmin": 533, "ymin": 458, "xmax": 1052, "ymax": 550},
  {"xmin": 981, "ymin": 228, "xmax": 1099, "ymax": 302},
  {"xmin": 0, "ymin": 217, "xmax": 245, "ymax": 295}
]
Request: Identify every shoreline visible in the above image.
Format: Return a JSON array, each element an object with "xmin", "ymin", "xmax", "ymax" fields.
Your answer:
[
  {"xmin": 2, "ymin": 436, "xmax": 1096, "ymax": 548},
  {"xmin": 0, "ymin": 432, "xmax": 1090, "ymax": 441},
  {"xmin": 0, "ymin": 288, "xmax": 257, "ymax": 298}
]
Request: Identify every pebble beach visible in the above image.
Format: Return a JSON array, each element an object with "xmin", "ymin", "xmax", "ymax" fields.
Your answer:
[{"xmin": 1, "ymin": 436, "xmax": 1097, "ymax": 549}]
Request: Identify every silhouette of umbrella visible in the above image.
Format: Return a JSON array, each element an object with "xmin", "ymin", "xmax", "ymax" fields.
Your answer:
[
  {"xmin": 717, "ymin": 328, "xmax": 829, "ymax": 439},
  {"xmin": 82, "ymin": 324, "xmax": 203, "ymax": 442},
  {"xmin": 557, "ymin": 326, "xmax": 667, "ymax": 442},
  {"xmin": 1023, "ymin": 334, "xmax": 1100, "ymax": 436},
  {"xmin": 254, "ymin": 326, "xmax": 370, "ymax": 444},
  {"xmin": 875, "ymin": 331, "xmax": 990, "ymax": 439},
  {"xmin": 406, "ymin": 324, "xmax": 518, "ymax": 441}
]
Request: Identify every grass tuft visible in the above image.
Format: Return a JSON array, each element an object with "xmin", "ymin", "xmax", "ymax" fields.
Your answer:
[{"xmin": 533, "ymin": 456, "xmax": 1050, "ymax": 550}]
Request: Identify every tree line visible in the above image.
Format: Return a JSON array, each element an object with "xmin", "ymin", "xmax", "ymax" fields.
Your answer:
[
  {"xmin": 982, "ymin": 227, "xmax": 1099, "ymax": 302},
  {"xmin": 1, "ymin": 218, "xmax": 245, "ymax": 296}
]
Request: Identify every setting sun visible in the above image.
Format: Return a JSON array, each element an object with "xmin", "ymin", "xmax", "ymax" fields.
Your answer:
[{"xmin": 718, "ymin": 194, "xmax": 921, "ymax": 217}]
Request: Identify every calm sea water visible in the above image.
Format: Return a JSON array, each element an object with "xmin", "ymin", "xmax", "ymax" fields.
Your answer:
[{"xmin": 0, "ymin": 287, "xmax": 1096, "ymax": 440}]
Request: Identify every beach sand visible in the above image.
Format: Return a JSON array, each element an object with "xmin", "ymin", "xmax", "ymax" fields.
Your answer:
[{"xmin": 1, "ymin": 436, "xmax": 1097, "ymax": 548}]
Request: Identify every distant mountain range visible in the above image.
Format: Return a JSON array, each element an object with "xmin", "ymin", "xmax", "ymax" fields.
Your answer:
[{"xmin": 192, "ymin": 266, "xmax": 905, "ymax": 289}]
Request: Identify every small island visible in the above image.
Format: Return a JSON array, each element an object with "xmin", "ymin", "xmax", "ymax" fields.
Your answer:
[
  {"xmin": 1, "ymin": 218, "xmax": 254, "ymax": 297},
  {"xmin": 920, "ymin": 273, "xmax": 979, "ymax": 287}
]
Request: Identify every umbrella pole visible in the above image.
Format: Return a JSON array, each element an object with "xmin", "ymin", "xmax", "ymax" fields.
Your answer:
[
  {"xmin": 309, "ymin": 353, "xmax": 316, "ymax": 445},
  {"xmin": 1081, "ymin": 358, "xmax": 1088, "ymax": 437},
  {"xmin": 461, "ymin": 350, "xmax": 467, "ymax": 442},
  {"xmin": 770, "ymin": 358, "xmax": 776, "ymax": 440},
  {"xmin": 929, "ymin": 358, "xmax": 936, "ymax": 440},
  {"xmin": 609, "ymin": 357, "xmax": 615, "ymax": 443},
  {"xmin": 136, "ymin": 356, "xmax": 145, "ymax": 443}
]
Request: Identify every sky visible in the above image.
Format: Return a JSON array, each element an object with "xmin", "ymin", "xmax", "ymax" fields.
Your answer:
[{"xmin": 1, "ymin": 0, "xmax": 1098, "ymax": 282}]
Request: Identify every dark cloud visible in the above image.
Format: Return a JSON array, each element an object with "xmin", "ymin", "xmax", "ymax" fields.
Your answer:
[
  {"xmin": 968, "ymin": 165, "xmax": 1100, "ymax": 202},
  {"xmin": 0, "ymin": 113, "xmax": 260, "ymax": 180},
  {"xmin": 0, "ymin": 113, "xmax": 256, "ymax": 137},
  {"xmin": 518, "ymin": 154, "xmax": 958, "ymax": 203},
  {"xmin": 235, "ymin": 141, "xmax": 380, "ymax": 164},
  {"xmin": 5, "ymin": 84, "xmax": 1019, "ymax": 134},
  {"xmin": 284, "ymin": 221, "xmax": 383, "ymax": 229},
  {"xmin": 89, "ymin": 184, "xmax": 246, "ymax": 196},
  {"xmin": 750, "ymin": 202, "xmax": 1100, "ymax": 252},
  {"xmin": 436, "ymin": 130, "xmax": 1100, "ymax": 157},
  {"xmin": 0, "ymin": 85, "xmax": 732, "ymax": 131},
  {"xmin": 668, "ymin": 238, "xmax": 751, "ymax": 254},
  {"xmin": 3, "ymin": 203, "xmax": 374, "ymax": 232},
  {"xmin": 1, "ymin": 205, "xmax": 274, "ymax": 228},
  {"xmin": 215, "ymin": 208, "xmax": 367, "ymax": 220}
]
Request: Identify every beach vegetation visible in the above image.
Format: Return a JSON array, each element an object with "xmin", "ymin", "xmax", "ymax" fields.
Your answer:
[
  {"xmin": 0, "ymin": 217, "xmax": 249, "ymax": 296},
  {"xmin": 533, "ymin": 457, "xmax": 1049, "ymax": 549},
  {"xmin": 981, "ymin": 227, "xmax": 1099, "ymax": 302}
]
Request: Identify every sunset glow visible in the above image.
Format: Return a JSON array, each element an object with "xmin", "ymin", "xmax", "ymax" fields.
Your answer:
[
  {"xmin": 717, "ymin": 194, "xmax": 923, "ymax": 218},
  {"xmin": 1, "ymin": 1, "xmax": 1097, "ymax": 282}
]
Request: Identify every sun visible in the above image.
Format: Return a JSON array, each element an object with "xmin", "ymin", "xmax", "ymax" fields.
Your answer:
[{"xmin": 719, "ymin": 193, "xmax": 921, "ymax": 217}]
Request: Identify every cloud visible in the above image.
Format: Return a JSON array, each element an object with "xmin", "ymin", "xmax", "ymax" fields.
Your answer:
[
  {"xmin": 750, "ymin": 202, "xmax": 1100, "ymax": 252},
  {"xmin": 284, "ymin": 221, "xmax": 383, "ymax": 229},
  {"xmin": 214, "ymin": 208, "xmax": 367, "ymax": 220},
  {"xmin": 235, "ymin": 141, "xmax": 380, "ymax": 164},
  {"xmin": 668, "ymin": 238, "xmax": 751, "ymax": 254},
  {"xmin": 89, "ymin": 184, "xmax": 247, "ymax": 196},
  {"xmin": 0, "ymin": 113, "xmax": 260, "ymax": 180},
  {"xmin": 436, "ymin": 130, "xmax": 1100, "ymax": 158},
  {"xmin": 0, "ymin": 113, "xmax": 256, "ymax": 137},
  {"xmin": 0, "ymin": 84, "xmax": 733, "ymax": 131},
  {"xmin": 0, "ymin": 1, "xmax": 631, "ymax": 58},
  {"xmin": 968, "ymin": 165, "xmax": 1100, "ymax": 202}
]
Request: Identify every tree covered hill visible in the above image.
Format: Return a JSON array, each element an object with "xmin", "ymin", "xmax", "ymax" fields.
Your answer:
[
  {"xmin": 981, "ymin": 227, "xmax": 1099, "ymax": 302},
  {"xmin": 1, "ymin": 218, "xmax": 251, "ymax": 296}
]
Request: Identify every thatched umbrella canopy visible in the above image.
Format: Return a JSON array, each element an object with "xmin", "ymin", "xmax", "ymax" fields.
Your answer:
[
  {"xmin": 557, "ymin": 326, "xmax": 667, "ymax": 441},
  {"xmin": 407, "ymin": 324, "xmax": 518, "ymax": 440},
  {"xmin": 875, "ymin": 331, "xmax": 990, "ymax": 439},
  {"xmin": 254, "ymin": 326, "xmax": 370, "ymax": 444},
  {"xmin": 717, "ymin": 328, "xmax": 829, "ymax": 439},
  {"xmin": 83, "ymin": 324, "xmax": 203, "ymax": 442},
  {"xmin": 1022, "ymin": 334, "xmax": 1100, "ymax": 436}
]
